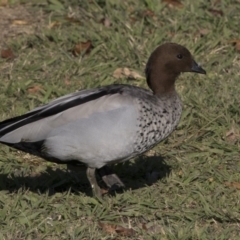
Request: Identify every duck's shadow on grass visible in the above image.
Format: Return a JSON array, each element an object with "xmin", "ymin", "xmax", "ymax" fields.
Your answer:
[{"xmin": 0, "ymin": 156, "xmax": 171, "ymax": 197}]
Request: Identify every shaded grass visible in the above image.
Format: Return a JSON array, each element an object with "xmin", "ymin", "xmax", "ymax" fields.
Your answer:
[{"xmin": 0, "ymin": 0, "xmax": 240, "ymax": 239}]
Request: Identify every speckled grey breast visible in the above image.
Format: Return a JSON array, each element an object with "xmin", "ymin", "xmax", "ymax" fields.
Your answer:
[{"xmin": 133, "ymin": 92, "xmax": 182, "ymax": 154}]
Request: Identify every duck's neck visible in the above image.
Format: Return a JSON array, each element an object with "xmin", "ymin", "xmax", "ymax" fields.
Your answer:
[
  {"xmin": 154, "ymin": 91, "xmax": 178, "ymax": 101},
  {"xmin": 148, "ymin": 72, "xmax": 179, "ymax": 96}
]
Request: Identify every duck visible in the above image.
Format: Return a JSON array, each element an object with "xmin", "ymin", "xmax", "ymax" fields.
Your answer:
[{"xmin": 0, "ymin": 43, "xmax": 206, "ymax": 197}]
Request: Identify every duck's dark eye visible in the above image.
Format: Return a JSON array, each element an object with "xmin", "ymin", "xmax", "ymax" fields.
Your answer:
[{"xmin": 177, "ymin": 54, "xmax": 183, "ymax": 59}]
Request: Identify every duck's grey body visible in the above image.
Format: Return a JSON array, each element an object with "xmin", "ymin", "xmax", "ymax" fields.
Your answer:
[{"xmin": 0, "ymin": 84, "xmax": 182, "ymax": 169}]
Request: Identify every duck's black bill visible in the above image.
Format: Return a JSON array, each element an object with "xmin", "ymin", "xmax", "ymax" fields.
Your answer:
[{"xmin": 191, "ymin": 61, "xmax": 206, "ymax": 74}]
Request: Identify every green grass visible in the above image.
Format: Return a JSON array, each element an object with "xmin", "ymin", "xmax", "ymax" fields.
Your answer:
[{"xmin": 0, "ymin": 0, "xmax": 240, "ymax": 239}]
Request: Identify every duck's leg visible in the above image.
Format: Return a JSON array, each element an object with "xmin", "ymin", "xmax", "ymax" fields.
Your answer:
[
  {"xmin": 67, "ymin": 164, "xmax": 124, "ymax": 191},
  {"xmin": 86, "ymin": 167, "xmax": 102, "ymax": 198}
]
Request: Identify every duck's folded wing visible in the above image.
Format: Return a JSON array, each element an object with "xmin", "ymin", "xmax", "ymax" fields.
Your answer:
[{"xmin": 0, "ymin": 84, "xmax": 136, "ymax": 144}]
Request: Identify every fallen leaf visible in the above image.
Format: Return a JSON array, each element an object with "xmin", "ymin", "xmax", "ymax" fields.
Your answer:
[
  {"xmin": 142, "ymin": 223, "xmax": 163, "ymax": 234},
  {"xmin": 48, "ymin": 21, "xmax": 61, "ymax": 29},
  {"xmin": 228, "ymin": 39, "xmax": 240, "ymax": 52},
  {"xmin": 225, "ymin": 182, "xmax": 240, "ymax": 190},
  {"xmin": 113, "ymin": 68, "xmax": 128, "ymax": 78},
  {"xmin": 225, "ymin": 125, "xmax": 240, "ymax": 143},
  {"xmin": 142, "ymin": 9, "xmax": 155, "ymax": 17},
  {"xmin": 208, "ymin": 177, "xmax": 214, "ymax": 183},
  {"xmin": 194, "ymin": 29, "xmax": 210, "ymax": 38},
  {"xmin": 65, "ymin": 16, "xmax": 81, "ymax": 25},
  {"xmin": 178, "ymin": 170, "xmax": 183, "ymax": 176},
  {"xmin": 115, "ymin": 225, "xmax": 135, "ymax": 236},
  {"xmin": 167, "ymin": 32, "xmax": 175, "ymax": 37},
  {"xmin": 99, "ymin": 222, "xmax": 135, "ymax": 236},
  {"xmin": 162, "ymin": 0, "xmax": 183, "ymax": 8},
  {"xmin": 12, "ymin": 20, "xmax": 28, "ymax": 25},
  {"xmin": 217, "ymin": 165, "xmax": 224, "ymax": 170},
  {"xmin": 147, "ymin": 224, "xmax": 163, "ymax": 234},
  {"xmin": 142, "ymin": 223, "xmax": 148, "ymax": 231},
  {"xmin": 129, "ymin": 16, "xmax": 138, "ymax": 24},
  {"xmin": 99, "ymin": 222, "xmax": 116, "ymax": 234},
  {"xmin": 199, "ymin": 29, "xmax": 210, "ymax": 36},
  {"xmin": 0, "ymin": 0, "xmax": 8, "ymax": 6},
  {"xmin": 27, "ymin": 85, "xmax": 43, "ymax": 94},
  {"xmin": 64, "ymin": 78, "xmax": 71, "ymax": 86},
  {"xmin": 113, "ymin": 67, "xmax": 144, "ymax": 80},
  {"xmin": 1, "ymin": 48, "xmax": 15, "ymax": 59},
  {"xmin": 208, "ymin": 8, "xmax": 223, "ymax": 16},
  {"xmin": 144, "ymin": 149, "xmax": 156, "ymax": 157},
  {"xmin": 99, "ymin": 17, "xmax": 112, "ymax": 27},
  {"xmin": 148, "ymin": 29, "xmax": 154, "ymax": 34},
  {"xmin": 72, "ymin": 41, "xmax": 93, "ymax": 56}
]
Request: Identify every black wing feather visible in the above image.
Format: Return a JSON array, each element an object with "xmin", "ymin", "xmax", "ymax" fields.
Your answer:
[{"xmin": 0, "ymin": 84, "xmax": 125, "ymax": 137}]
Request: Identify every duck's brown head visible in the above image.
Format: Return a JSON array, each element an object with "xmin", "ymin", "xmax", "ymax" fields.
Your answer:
[{"xmin": 145, "ymin": 43, "xmax": 206, "ymax": 95}]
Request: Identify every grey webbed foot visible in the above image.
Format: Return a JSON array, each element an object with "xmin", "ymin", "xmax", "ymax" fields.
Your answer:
[
  {"xmin": 67, "ymin": 164, "xmax": 124, "ymax": 196},
  {"xmin": 97, "ymin": 166, "xmax": 125, "ymax": 191}
]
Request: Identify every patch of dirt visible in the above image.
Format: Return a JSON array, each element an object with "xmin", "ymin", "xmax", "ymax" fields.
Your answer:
[{"xmin": 0, "ymin": 4, "xmax": 45, "ymax": 47}]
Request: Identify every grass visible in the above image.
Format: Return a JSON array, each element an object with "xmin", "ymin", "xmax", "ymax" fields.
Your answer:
[{"xmin": 0, "ymin": 0, "xmax": 240, "ymax": 239}]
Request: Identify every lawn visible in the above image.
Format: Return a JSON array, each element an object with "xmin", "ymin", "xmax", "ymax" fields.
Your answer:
[{"xmin": 0, "ymin": 0, "xmax": 240, "ymax": 239}]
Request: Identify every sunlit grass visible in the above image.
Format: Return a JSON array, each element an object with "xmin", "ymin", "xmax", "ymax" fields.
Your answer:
[{"xmin": 0, "ymin": 0, "xmax": 240, "ymax": 239}]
